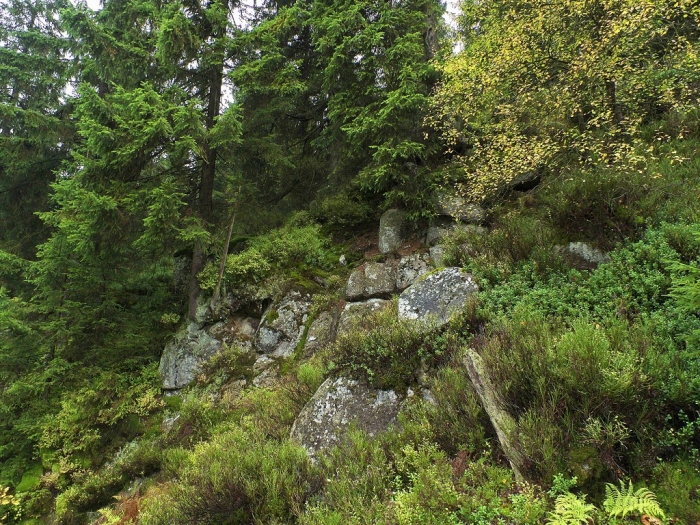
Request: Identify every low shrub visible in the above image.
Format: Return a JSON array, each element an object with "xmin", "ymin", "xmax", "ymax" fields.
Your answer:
[
  {"xmin": 331, "ymin": 304, "xmax": 454, "ymax": 391},
  {"xmin": 199, "ymin": 216, "xmax": 339, "ymax": 300},
  {"xmin": 474, "ymin": 313, "xmax": 652, "ymax": 481},
  {"xmin": 138, "ymin": 425, "xmax": 318, "ymax": 525},
  {"xmin": 402, "ymin": 361, "xmax": 489, "ymax": 456},
  {"xmin": 300, "ymin": 429, "xmax": 394, "ymax": 525}
]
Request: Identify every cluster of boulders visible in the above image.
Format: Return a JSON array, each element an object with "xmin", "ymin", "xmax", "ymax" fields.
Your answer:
[{"xmin": 159, "ymin": 193, "xmax": 612, "ymax": 459}]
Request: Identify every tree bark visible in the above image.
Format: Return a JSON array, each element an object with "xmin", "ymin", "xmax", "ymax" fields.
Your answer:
[{"xmin": 188, "ymin": 57, "xmax": 224, "ymax": 321}]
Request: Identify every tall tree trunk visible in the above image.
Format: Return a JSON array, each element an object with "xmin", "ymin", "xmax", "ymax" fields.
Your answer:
[{"xmin": 188, "ymin": 63, "xmax": 224, "ymax": 321}]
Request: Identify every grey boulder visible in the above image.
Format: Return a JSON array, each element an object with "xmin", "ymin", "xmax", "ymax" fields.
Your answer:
[
  {"xmin": 346, "ymin": 262, "xmax": 396, "ymax": 301},
  {"xmin": 290, "ymin": 377, "xmax": 401, "ymax": 457},
  {"xmin": 254, "ymin": 292, "xmax": 311, "ymax": 358},
  {"xmin": 396, "ymin": 253, "xmax": 432, "ymax": 291},
  {"xmin": 435, "ymin": 191, "xmax": 486, "ymax": 224},
  {"xmin": 565, "ymin": 242, "xmax": 611, "ymax": 265},
  {"xmin": 398, "ymin": 267, "xmax": 478, "ymax": 326},
  {"xmin": 159, "ymin": 322, "xmax": 222, "ymax": 391}
]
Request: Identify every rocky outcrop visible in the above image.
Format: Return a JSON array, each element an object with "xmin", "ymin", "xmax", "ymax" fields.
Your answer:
[
  {"xmin": 346, "ymin": 254, "xmax": 433, "ymax": 301},
  {"xmin": 290, "ymin": 377, "xmax": 401, "ymax": 457},
  {"xmin": 398, "ymin": 267, "xmax": 478, "ymax": 326},
  {"xmin": 159, "ymin": 322, "xmax": 222, "ymax": 391},
  {"xmin": 254, "ymin": 292, "xmax": 311, "ymax": 358},
  {"xmin": 379, "ymin": 209, "xmax": 408, "ymax": 253}
]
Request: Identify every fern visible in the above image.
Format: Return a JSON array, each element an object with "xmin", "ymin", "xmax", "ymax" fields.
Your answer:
[
  {"xmin": 603, "ymin": 481, "xmax": 665, "ymax": 521},
  {"xmin": 546, "ymin": 493, "xmax": 596, "ymax": 525}
]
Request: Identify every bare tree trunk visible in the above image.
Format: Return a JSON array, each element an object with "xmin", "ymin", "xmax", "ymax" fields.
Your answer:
[
  {"xmin": 606, "ymin": 79, "xmax": 623, "ymax": 125},
  {"xmin": 188, "ymin": 60, "xmax": 224, "ymax": 321}
]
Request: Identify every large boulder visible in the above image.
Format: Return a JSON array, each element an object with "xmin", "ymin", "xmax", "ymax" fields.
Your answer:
[
  {"xmin": 435, "ymin": 191, "xmax": 486, "ymax": 224},
  {"xmin": 159, "ymin": 322, "xmax": 222, "ymax": 391},
  {"xmin": 254, "ymin": 292, "xmax": 311, "ymax": 358},
  {"xmin": 398, "ymin": 267, "xmax": 478, "ymax": 326},
  {"xmin": 379, "ymin": 209, "xmax": 408, "ymax": 254},
  {"xmin": 346, "ymin": 255, "xmax": 433, "ymax": 301},
  {"xmin": 346, "ymin": 262, "xmax": 396, "ymax": 301},
  {"xmin": 290, "ymin": 377, "xmax": 401, "ymax": 457}
]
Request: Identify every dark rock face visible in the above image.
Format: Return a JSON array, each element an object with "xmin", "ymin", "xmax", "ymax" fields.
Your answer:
[
  {"xmin": 290, "ymin": 377, "xmax": 401, "ymax": 457},
  {"xmin": 159, "ymin": 322, "xmax": 222, "ymax": 391},
  {"xmin": 398, "ymin": 267, "xmax": 478, "ymax": 326},
  {"xmin": 254, "ymin": 292, "xmax": 311, "ymax": 358}
]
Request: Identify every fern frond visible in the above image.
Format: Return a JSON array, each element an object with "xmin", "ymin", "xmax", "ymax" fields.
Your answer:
[
  {"xmin": 546, "ymin": 493, "xmax": 596, "ymax": 525},
  {"xmin": 603, "ymin": 481, "xmax": 665, "ymax": 520}
]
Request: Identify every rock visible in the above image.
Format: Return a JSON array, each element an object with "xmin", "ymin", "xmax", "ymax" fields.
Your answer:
[
  {"xmin": 429, "ymin": 245, "xmax": 446, "ymax": 267},
  {"xmin": 463, "ymin": 348, "xmax": 526, "ymax": 482},
  {"xmin": 253, "ymin": 355, "xmax": 275, "ymax": 373},
  {"xmin": 565, "ymin": 242, "xmax": 611, "ymax": 265},
  {"xmin": 207, "ymin": 314, "xmax": 259, "ymax": 347},
  {"xmin": 290, "ymin": 377, "xmax": 401, "ymax": 457},
  {"xmin": 159, "ymin": 322, "xmax": 222, "ymax": 391},
  {"xmin": 436, "ymin": 191, "xmax": 486, "ymax": 224},
  {"xmin": 193, "ymin": 292, "xmax": 243, "ymax": 328},
  {"xmin": 346, "ymin": 262, "xmax": 397, "ymax": 301},
  {"xmin": 425, "ymin": 217, "xmax": 457, "ymax": 246},
  {"xmin": 339, "ymin": 254, "xmax": 347, "ymax": 265},
  {"xmin": 396, "ymin": 253, "xmax": 433, "ymax": 291},
  {"xmin": 398, "ymin": 267, "xmax": 478, "ymax": 326},
  {"xmin": 253, "ymin": 368, "xmax": 279, "ymax": 388},
  {"xmin": 379, "ymin": 209, "xmax": 408, "ymax": 254},
  {"xmin": 337, "ymin": 299, "xmax": 389, "ymax": 336},
  {"xmin": 303, "ymin": 311, "xmax": 335, "ymax": 357},
  {"xmin": 254, "ymin": 292, "xmax": 311, "ymax": 358},
  {"xmin": 161, "ymin": 413, "xmax": 181, "ymax": 433}
]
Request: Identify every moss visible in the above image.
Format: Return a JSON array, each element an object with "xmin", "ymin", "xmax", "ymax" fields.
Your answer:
[
  {"xmin": 164, "ymin": 395, "xmax": 183, "ymax": 412},
  {"xmin": 568, "ymin": 446, "xmax": 604, "ymax": 489},
  {"xmin": 15, "ymin": 464, "xmax": 43, "ymax": 493},
  {"xmin": 265, "ymin": 308, "xmax": 279, "ymax": 324}
]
